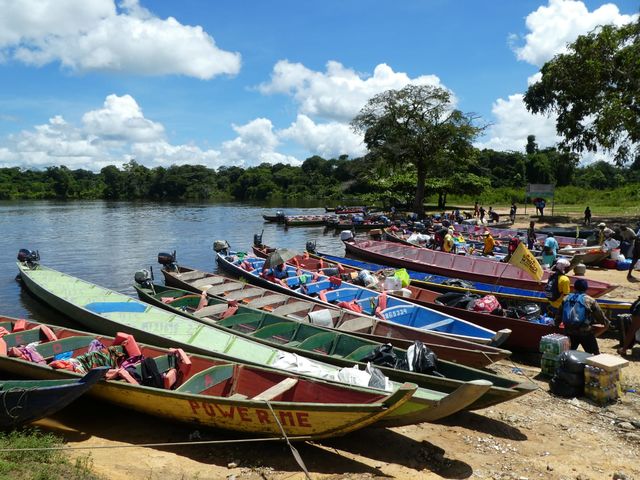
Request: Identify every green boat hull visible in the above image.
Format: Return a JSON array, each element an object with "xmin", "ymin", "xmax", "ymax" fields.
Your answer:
[{"xmin": 16, "ymin": 261, "xmax": 494, "ymax": 427}]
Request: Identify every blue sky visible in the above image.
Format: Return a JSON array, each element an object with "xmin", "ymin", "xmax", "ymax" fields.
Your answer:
[{"xmin": 0, "ymin": 0, "xmax": 637, "ymax": 171}]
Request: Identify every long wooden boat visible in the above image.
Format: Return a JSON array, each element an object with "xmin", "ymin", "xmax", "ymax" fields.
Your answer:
[
  {"xmin": 263, "ymin": 213, "xmax": 286, "ymax": 223},
  {"xmin": 252, "ymin": 245, "xmax": 558, "ymax": 352},
  {"xmin": 140, "ymin": 281, "xmax": 510, "ymax": 369},
  {"xmin": 457, "ymin": 224, "xmax": 588, "ymax": 247},
  {"xmin": 216, "ymin": 251, "xmax": 509, "ymax": 346},
  {"xmin": 15, "ymin": 261, "xmax": 495, "ymax": 426},
  {"xmin": 310, "ymin": 252, "xmax": 632, "ymax": 316},
  {"xmin": 284, "ymin": 215, "xmax": 331, "ymax": 227},
  {"xmin": 343, "ymin": 238, "xmax": 613, "ymax": 297},
  {"xmin": 331, "ymin": 221, "xmax": 390, "ymax": 232},
  {"xmin": 0, "ymin": 366, "xmax": 106, "ymax": 428},
  {"xmin": 0, "ymin": 317, "xmax": 414, "ymax": 438},
  {"xmin": 134, "ymin": 277, "xmax": 531, "ymax": 411}
]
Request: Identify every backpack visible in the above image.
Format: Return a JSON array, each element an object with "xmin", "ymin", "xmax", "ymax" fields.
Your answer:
[
  {"xmin": 562, "ymin": 293, "xmax": 590, "ymax": 327},
  {"xmin": 544, "ymin": 273, "xmax": 561, "ymax": 301}
]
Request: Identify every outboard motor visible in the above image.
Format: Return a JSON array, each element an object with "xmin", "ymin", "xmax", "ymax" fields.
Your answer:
[
  {"xmin": 253, "ymin": 233, "xmax": 263, "ymax": 247},
  {"xmin": 157, "ymin": 251, "xmax": 178, "ymax": 272},
  {"xmin": 306, "ymin": 241, "xmax": 317, "ymax": 254},
  {"xmin": 17, "ymin": 249, "xmax": 40, "ymax": 268},
  {"xmin": 213, "ymin": 240, "xmax": 230, "ymax": 256},
  {"xmin": 339, "ymin": 230, "xmax": 354, "ymax": 242},
  {"xmin": 134, "ymin": 269, "xmax": 153, "ymax": 288}
]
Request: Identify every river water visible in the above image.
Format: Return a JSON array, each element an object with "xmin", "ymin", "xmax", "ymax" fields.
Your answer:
[{"xmin": 0, "ymin": 201, "xmax": 348, "ymax": 322}]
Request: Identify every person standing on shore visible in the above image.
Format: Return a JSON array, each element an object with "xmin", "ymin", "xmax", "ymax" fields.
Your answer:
[
  {"xmin": 584, "ymin": 206, "xmax": 592, "ymax": 225},
  {"xmin": 479, "ymin": 206, "xmax": 486, "ymax": 223},
  {"xmin": 509, "ymin": 203, "xmax": 517, "ymax": 223},
  {"xmin": 474, "ymin": 201, "xmax": 479, "ymax": 218},
  {"xmin": 527, "ymin": 221, "xmax": 537, "ymax": 250},
  {"xmin": 555, "ymin": 279, "xmax": 609, "ymax": 355}
]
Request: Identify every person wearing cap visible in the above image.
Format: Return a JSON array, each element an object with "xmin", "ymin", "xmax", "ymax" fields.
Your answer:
[
  {"xmin": 542, "ymin": 232, "xmax": 559, "ymax": 267},
  {"xmin": 554, "ymin": 279, "xmax": 609, "ymax": 355},
  {"xmin": 597, "ymin": 223, "xmax": 607, "ymax": 245},
  {"xmin": 443, "ymin": 228, "xmax": 455, "ymax": 253},
  {"xmin": 482, "ymin": 231, "xmax": 495, "ymax": 256},
  {"xmin": 546, "ymin": 258, "xmax": 571, "ymax": 315}
]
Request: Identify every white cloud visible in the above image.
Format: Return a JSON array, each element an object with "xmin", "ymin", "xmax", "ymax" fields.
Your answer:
[
  {"xmin": 82, "ymin": 94, "xmax": 164, "ymax": 144},
  {"xmin": 221, "ymin": 118, "xmax": 301, "ymax": 167},
  {"xmin": 0, "ymin": 0, "xmax": 240, "ymax": 78},
  {"xmin": 280, "ymin": 115, "xmax": 365, "ymax": 159},
  {"xmin": 475, "ymin": 94, "xmax": 560, "ymax": 152},
  {"xmin": 513, "ymin": 0, "xmax": 636, "ymax": 66},
  {"xmin": 260, "ymin": 60, "xmax": 445, "ymax": 122}
]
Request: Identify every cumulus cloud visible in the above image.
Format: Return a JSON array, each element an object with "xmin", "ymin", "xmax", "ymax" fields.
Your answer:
[
  {"xmin": 221, "ymin": 118, "xmax": 301, "ymax": 167},
  {"xmin": 280, "ymin": 115, "xmax": 365, "ymax": 159},
  {"xmin": 0, "ymin": 0, "xmax": 240, "ymax": 78},
  {"xmin": 0, "ymin": 94, "xmax": 306, "ymax": 169},
  {"xmin": 0, "ymin": 94, "xmax": 303, "ymax": 170},
  {"xmin": 475, "ymin": 94, "xmax": 560, "ymax": 152},
  {"xmin": 513, "ymin": 0, "xmax": 636, "ymax": 66},
  {"xmin": 260, "ymin": 60, "xmax": 445, "ymax": 122},
  {"xmin": 82, "ymin": 94, "xmax": 164, "ymax": 144}
]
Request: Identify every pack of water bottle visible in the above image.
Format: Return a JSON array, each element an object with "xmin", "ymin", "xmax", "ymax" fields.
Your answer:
[
  {"xmin": 584, "ymin": 365, "xmax": 622, "ymax": 405},
  {"xmin": 539, "ymin": 333, "xmax": 570, "ymax": 355}
]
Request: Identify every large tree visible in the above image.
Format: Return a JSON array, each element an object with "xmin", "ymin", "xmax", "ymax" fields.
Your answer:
[
  {"xmin": 351, "ymin": 85, "xmax": 483, "ymax": 216},
  {"xmin": 524, "ymin": 19, "xmax": 640, "ymax": 165}
]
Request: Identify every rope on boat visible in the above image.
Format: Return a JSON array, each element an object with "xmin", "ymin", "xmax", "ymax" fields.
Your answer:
[
  {"xmin": 265, "ymin": 400, "xmax": 312, "ymax": 480},
  {"xmin": 0, "ymin": 435, "xmax": 315, "ymax": 452}
]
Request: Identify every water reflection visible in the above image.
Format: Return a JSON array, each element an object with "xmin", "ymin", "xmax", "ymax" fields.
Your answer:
[{"xmin": 0, "ymin": 200, "xmax": 350, "ymax": 322}]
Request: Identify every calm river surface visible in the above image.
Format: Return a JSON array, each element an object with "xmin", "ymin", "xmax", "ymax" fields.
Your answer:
[{"xmin": 0, "ymin": 201, "xmax": 348, "ymax": 322}]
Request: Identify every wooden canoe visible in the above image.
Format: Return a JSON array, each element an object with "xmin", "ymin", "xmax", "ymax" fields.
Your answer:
[
  {"xmin": 253, "ymin": 245, "xmax": 557, "ymax": 352},
  {"xmin": 310, "ymin": 252, "xmax": 632, "ymax": 316},
  {"xmin": 0, "ymin": 366, "xmax": 106, "ymax": 428},
  {"xmin": 133, "ymin": 279, "xmax": 532, "ymax": 412},
  {"xmin": 216, "ymin": 252, "xmax": 508, "ymax": 346},
  {"xmin": 284, "ymin": 215, "xmax": 330, "ymax": 226},
  {"xmin": 343, "ymin": 238, "xmax": 613, "ymax": 297},
  {"xmin": 15, "ymin": 261, "xmax": 494, "ymax": 427},
  {"xmin": 141, "ymin": 280, "xmax": 510, "ymax": 370},
  {"xmin": 0, "ymin": 317, "xmax": 415, "ymax": 438}
]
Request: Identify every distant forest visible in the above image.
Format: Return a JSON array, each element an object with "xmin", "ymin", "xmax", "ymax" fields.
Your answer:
[{"xmin": 2, "ymin": 143, "xmax": 640, "ymax": 205}]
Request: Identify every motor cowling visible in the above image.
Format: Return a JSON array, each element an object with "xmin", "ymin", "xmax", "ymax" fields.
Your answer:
[
  {"xmin": 253, "ymin": 233, "xmax": 263, "ymax": 247},
  {"xmin": 157, "ymin": 251, "xmax": 176, "ymax": 266},
  {"xmin": 213, "ymin": 240, "xmax": 230, "ymax": 253},
  {"xmin": 17, "ymin": 249, "xmax": 40, "ymax": 266},
  {"xmin": 306, "ymin": 241, "xmax": 317, "ymax": 253},
  {"xmin": 134, "ymin": 269, "xmax": 152, "ymax": 287}
]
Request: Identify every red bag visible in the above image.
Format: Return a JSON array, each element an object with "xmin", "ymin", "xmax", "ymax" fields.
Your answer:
[{"xmin": 473, "ymin": 295, "xmax": 501, "ymax": 313}]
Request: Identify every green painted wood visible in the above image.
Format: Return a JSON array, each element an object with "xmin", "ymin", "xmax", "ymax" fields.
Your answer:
[{"xmin": 176, "ymin": 365, "xmax": 234, "ymax": 394}]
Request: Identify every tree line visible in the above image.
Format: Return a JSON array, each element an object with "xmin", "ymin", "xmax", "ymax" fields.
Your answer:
[{"xmin": 1, "ymin": 145, "xmax": 638, "ymax": 202}]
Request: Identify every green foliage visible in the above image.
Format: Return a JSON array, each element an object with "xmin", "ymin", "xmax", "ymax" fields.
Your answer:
[
  {"xmin": 0, "ymin": 429, "xmax": 103, "ymax": 480},
  {"xmin": 351, "ymin": 84, "xmax": 484, "ymax": 214},
  {"xmin": 524, "ymin": 19, "xmax": 640, "ymax": 165}
]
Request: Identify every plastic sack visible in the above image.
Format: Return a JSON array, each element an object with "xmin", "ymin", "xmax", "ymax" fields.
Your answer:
[
  {"xmin": 394, "ymin": 268, "xmax": 411, "ymax": 288},
  {"xmin": 365, "ymin": 363, "xmax": 392, "ymax": 391},
  {"xmin": 555, "ymin": 368, "xmax": 585, "ymax": 388},
  {"xmin": 361, "ymin": 343, "xmax": 398, "ymax": 368},
  {"xmin": 557, "ymin": 350, "xmax": 593, "ymax": 374},
  {"xmin": 406, "ymin": 341, "xmax": 442, "ymax": 376},
  {"xmin": 549, "ymin": 376, "xmax": 583, "ymax": 398},
  {"xmin": 336, "ymin": 366, "xmax": 371, "ymax": 388}
]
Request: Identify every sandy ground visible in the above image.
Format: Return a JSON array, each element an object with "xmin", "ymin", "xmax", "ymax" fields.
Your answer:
[{"xmin": 33, "ymin": 215, "xmax": 640, "ymax": 480}]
